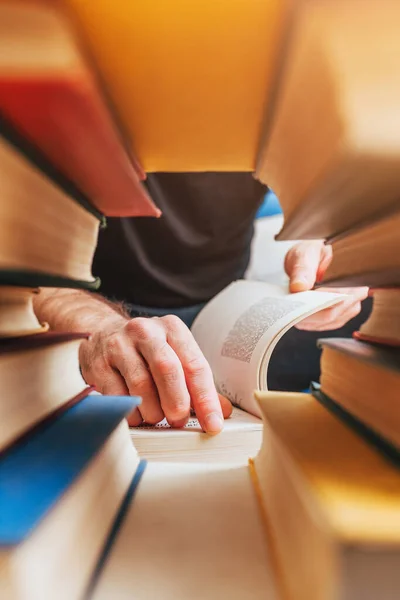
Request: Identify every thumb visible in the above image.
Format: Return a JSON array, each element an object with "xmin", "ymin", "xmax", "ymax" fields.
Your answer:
[{"xmin": 285, "ymin": 242, "xmax": 323, "ymax": 293}]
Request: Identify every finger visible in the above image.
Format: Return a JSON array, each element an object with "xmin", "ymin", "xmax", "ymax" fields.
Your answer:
[
  {"xmin": 219, "ymin": 394, "xmax": 233, "ymax": 419},
  {"xmin": 315, "ymin": 244, "xmax": 333, "ymax": 282},
  {"xmin": 126, "ymin": 408, "xmax": 144, "ymax": 427},
  {"xmin": 285, "ymin": 241, "xmax": 324, "ymax": 293},
  {"xmin": 297, "ymin": 298, "xmax": 359, "ymax": 330},
  {"xmin": 113, "ymin": 351, "xmax": 164, "ymax": 425},
  {"xmin": 296, "ymin": 300, "xmax": 362, "ymax": 331},
  {"xmin": 130, "ymin": 318, "xmax": 191, "ymax": 428},
  {"xmin": 316, "ymin": 286, "xmax": 369, "ymax": 301},
  {"xmin": 163, "ymin": 315, "xmax": 224, "ymax": 435},
  {"xmin": 298, "ymin": 301, "xmax": 362, "ymax": 331},
  {"xmin": 99, "ymin": 366, "xmax": 143, "ymax": 427},
  {"xmin": 296, "ymin": 296, "xmax": 356, "ymax": 329}
]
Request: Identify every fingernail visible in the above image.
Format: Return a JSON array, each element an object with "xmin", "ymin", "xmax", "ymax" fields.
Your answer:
[
  {"xmin": 291, "ymin": 276, "xmax": 309, "ymax": 292},
  {"xmin": 205, "ymin": 412, "xmax": 224, "ymax": 435}
]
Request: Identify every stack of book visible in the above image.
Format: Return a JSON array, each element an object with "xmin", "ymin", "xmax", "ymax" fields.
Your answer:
[
  {"xmin": 0, "ymin": 0, "xmax": 159, "ymax": 218},
  {"xmin": 0, "ymin": 2, "xmax": 157, "ymax": 598},
  {"xmin": 3, "ymin": 1, "xmax": 400, "ymax": 599},
  {"xmin": 257, "ymin": 0, "xmax": 400, "ymax": 243},
  {"xmin": 0, "ymin": 114, "xmax": 145, "ymax": 599},
  {"xmin": 86, "ymin": 2, "xmax": 400, "ymax": 599},
  {"xmin": 253, "ymin": 0, "xmax": 400, "ymax": 597}
]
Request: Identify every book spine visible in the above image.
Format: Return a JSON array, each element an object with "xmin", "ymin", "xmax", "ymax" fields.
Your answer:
[
  {"xmin": 0, "ymin": 269, "xmax": 101, "ymax": 290},
  {"xmin": 84, "ymin": 460, "xmax": 148, "ymax": 599},
  {"xmin": 311, "ymin": 383, "xmax": 400, "ymax": 468}
]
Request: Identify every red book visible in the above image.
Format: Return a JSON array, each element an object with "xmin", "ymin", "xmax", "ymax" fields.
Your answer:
[
  {"xmin": 0, "ymin": 1, "xmax": 160, "ymax": 219},
  {"xmin": 353, "ymin": 331, "xmax": 400, "ymax": 348}
]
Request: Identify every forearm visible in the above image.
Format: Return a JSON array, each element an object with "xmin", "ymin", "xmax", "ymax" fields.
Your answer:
[{"xmin": 33, "ymin": 288, "xmax": 130, "ymax": 334}]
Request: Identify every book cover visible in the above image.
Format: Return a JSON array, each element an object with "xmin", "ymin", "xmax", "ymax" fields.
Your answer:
[
  {"xmin": 0, "ymin": 111, "xmax": 104, "ymax": 224},
  {"xmin": 0, "ymin": 393, "xmax": 140, "ymax": 546},
  {"xmin": 66, "ymin": 0, "xmax": 288, "ymax": 172},
  {"xmin": 0, "ymin": 0, "xmax": 160, "ymax": 218},
  {"xmin": 0, "ymin": 269, "xmax": 101, "ymax": 291},
  {"xmin": 0, "ymin": 331, "xmax": 88, "ymax": 356},
  {"xmin": 311, "ymin": 382, "xmax": 400, "ymax": 466},
  {"xmin": 353, "ymin": 330, "xmax": 400, "ymax": 348},
  {"xmin": 0, "ymin": 81, "xmax": 159, "ymax": 218},
  {"xmin": 317, "ymin": 337, "xmax": 400, "ymax": 374}
]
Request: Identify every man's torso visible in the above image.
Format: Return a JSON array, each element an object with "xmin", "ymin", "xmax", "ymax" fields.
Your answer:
[{"xmin": 93, "ymin": 173, "xmax": 267, "ymax": 307}]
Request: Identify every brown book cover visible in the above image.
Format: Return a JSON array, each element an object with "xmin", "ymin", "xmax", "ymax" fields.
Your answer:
[{"xmin": 0, "ymin": 331, "xmax": 89, "ymax": 355}]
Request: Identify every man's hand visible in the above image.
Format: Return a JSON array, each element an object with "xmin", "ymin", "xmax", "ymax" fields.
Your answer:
[
  {"xmin": 33, "ymin": 288, "xmax": 231, "ymax": 435},
  {"xmin": 80, "ymin": 314, "xmax": 232, "ymax": 433},
  {"xmin": 284, "ymin": 240, "xmax": 369, "ymax": 330}
]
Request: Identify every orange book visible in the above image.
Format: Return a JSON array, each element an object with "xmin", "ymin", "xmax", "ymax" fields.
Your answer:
[
  {"xmin": 0, "ymin": 0, "xmax": 160, "ymax": 218},
  {"xmin": 65, "ymin": 0, "xmax": 290, "ymax": 172}
]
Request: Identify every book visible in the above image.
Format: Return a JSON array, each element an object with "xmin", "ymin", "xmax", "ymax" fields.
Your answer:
[
  {"xmin": 256, "ymin": 0, "xmax": 400, "ymax": 241},
  {"xmin": 0, "ymin": 332, "xmax": 90, "ymax": 452},
  {"xmin": 0, "ymin": 393, "xmax": 140, "ymax": 600},
  {"xmin": 355, "ymin": 289, "xmax": 400, "ymax": 346},
  {"xmin": 91, "ymin": 461, "xmax": 278, "ymax": 600},
  {"xmin": 91, "ymin": 390, "xmax": 400, "ymax": 600},
  {"xmin": 130, "ymin": 406, "xmax": 263, "ymax": 465},
  {"xmin": 0, "ymin": 128, "xmax": 100, "ymax": 289},
  {"xmin": 0, "ymin": 0, "xmax": 160, "ymax": 219},
  {"xmin": 0, "ymin": 287, "xmax": 48, "ymax": 337},
  {"xmin": 65, "ymin": 0, "xmax": 290, "ymax": 172},
  {"xmin": 191, "ymin": 280, "xmax": 344, "ymax": 417},
  {"xmin": 319, "ymin": 211, "xmax": 400, "ymax": 288},
  {"xmin": 317, "ymin": 337, "xmax": 400, "ymax": 450},
  {"xmin": 252, "ymin": 390, "xmax": 400, "ymax": 600}
]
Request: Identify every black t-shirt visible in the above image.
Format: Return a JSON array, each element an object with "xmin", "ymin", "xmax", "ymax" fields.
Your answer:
[{"xmin": 93, "ymin": 173, "xmax": 267, "ymax": 308}]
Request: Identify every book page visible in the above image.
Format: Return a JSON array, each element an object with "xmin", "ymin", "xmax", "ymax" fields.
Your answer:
[
  {"xmin": 191, "ymin": 280, "xmax": 344, "ymax": 417},
  {"xmin": 130, "ymin": 406, "xmax": 262, "ymax": 436},
  {"xmin": 92, "ymin": 463, "xmax": 277, "ymax": 600}
]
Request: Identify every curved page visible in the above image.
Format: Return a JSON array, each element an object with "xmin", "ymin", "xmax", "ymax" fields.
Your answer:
[{"xmin": 192, "ymin": 281, "xmax": 344, "ymax": 417}]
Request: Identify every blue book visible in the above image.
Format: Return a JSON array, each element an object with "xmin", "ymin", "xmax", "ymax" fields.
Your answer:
[{"xmin": 0, "ymin": 393, "xmax": 140, "ymax": 546}]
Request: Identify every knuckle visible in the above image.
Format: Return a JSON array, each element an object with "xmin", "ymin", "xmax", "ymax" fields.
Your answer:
[
  {"xmin": 125, "ymin": 318, "xmax": 153, "ymax": 341},
  {"xmin": 167, "ymin": 398, "xmax": 189, "ymax": 420},
  {"xmin": 161, "ymin": 314, "xmax": 185, "ymax": 331},
  {"xmin": 184, "ymin": 355, "xmax": 210, "ymax": 379},
  {"xmin": 156, "ymin": 357, "xmax": 181, "ymax": 384},
  {"xmin": 130, "ymin": 372, "xmax": 153, "ymax": 395},
  {"xmin": 107, "ymin": 334, "xmax": 126, "ymax": 357},
  {"xmin": 90, "ymin": 356, "xmax": 107, "ymax": 375},
  {"xmin": 193, "ymin": 390, "xmax": 213, "ymax": 410}
]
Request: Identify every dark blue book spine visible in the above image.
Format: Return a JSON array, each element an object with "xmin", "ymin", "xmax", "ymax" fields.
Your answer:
[
  {"xmin": 311, "ymin": 382, "xmax": 400, "ymax": 468},
  {"xmin": 84, "ymin": 460, "xmax": 148, "ymax": 599},
  {"xmin": 0, "ymin": 394, "xmax": 141, "ymax": 545}
]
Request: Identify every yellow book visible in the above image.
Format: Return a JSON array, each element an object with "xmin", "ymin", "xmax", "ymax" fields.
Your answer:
[
  {"xmin": 65, "ymin": 0, "xmax": 289, "ymax": 172},
  {"xmin": 253, "ymin": 391, "xmax": 400, "ymax": 600}
]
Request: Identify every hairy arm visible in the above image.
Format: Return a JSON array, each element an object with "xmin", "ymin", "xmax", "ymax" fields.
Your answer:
[
  {"xmin": 34, "ymin": 287, "xmax": 129, "ymax": 333},
  {"xmin": 34, "ymin": 288, "xmax": 231, "ymax": 433}
]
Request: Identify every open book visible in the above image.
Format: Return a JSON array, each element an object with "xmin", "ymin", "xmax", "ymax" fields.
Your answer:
[
  {"xmin": 130, "ymin": 406, "xmax": 263, "ymax": 464},
  {"xmin": 131, "ymin": 281, "xmax": 343, "ymax": 463},
  {"xmin": 191, "ymin": 280, "xmax": 344, "ymax": 417}
]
